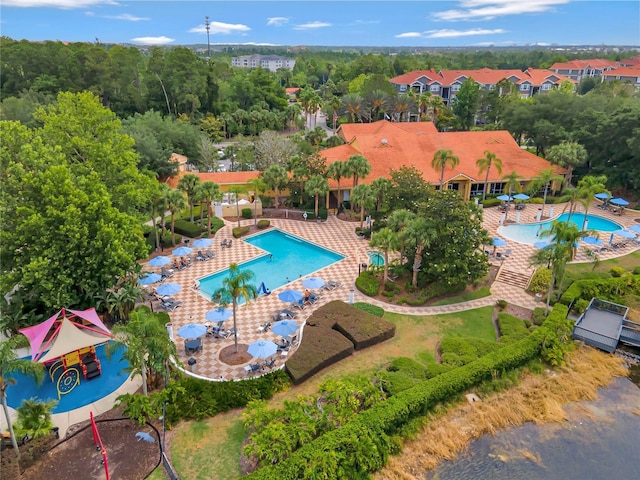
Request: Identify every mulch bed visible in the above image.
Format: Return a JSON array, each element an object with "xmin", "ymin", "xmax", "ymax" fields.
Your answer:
[{"xmin": 219, "ymin": 344, "xmax": 252, "ymax": 365}]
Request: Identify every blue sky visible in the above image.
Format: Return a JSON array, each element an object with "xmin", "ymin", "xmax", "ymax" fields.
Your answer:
[{"xmin": 2, "ymin": 1, "xmax": 639, "ymax": 47}]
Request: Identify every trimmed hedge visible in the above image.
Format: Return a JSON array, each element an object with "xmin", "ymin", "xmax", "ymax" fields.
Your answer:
[
  {"xmin": 356, "ymin": 270, "xmax": 380, "ymax": 296},
  {"xmin": 257, "ymin": 219, "xmax": 270, "ymax": 229},
  {"xmin": 497, "ymin": 313, "xmax": 531, "ymax": 344},
  {"xmin": 245, "ymin": 304, "xmax": 570, "ymax": 480},
  {"xmin": 353, "ymin": 302, "xmax": 385, "ymax": 317},
  {"xmin": 559, "ymin": 275, "xmax": 640, "ymax": 306},
  {"xmin": 481, "ymin": 198, "xmax": 502, "ymax": 208},
  {"xmin": 242, "ymin": 208, "xmax": 253, "ymax": 219},
  {"xmin": 173, "ymin": 219, "xmax": 202, "ymax": 238},
  {"xmin": 232, "ymin": 225, "xmax": 250, "ymax": 238}
]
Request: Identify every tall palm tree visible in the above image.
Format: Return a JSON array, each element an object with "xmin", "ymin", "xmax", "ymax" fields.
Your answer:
[
  {"xmin": 345, "ymin": 154, "xmax": 371, "ymax": 187},
  {"xmin": 177, "ymin": 174, "xmax": 201, "ymax": 223},
  {"xmin": 248, "ymin": 177, "xmax": 268, "ymax": 226},
  {"xmin": 391, "ymin": 94, "xmax": 415, "ymax": 122},
  {"xmin": 366, "ymin": 90, "xmax": 389, "ymax": 122},
  {"xmin": 262, "ymin": 165, "xmax": 289, "ymax": 209},
  {"xmin": 475, "ymin": 150, "xmax": 503, "ymax": 201},
  {"xmin": 577, "ymin": 175, "xmax": 608, "ymax": 230},
  {"xmin": 528, "ymin": 168, "xmax": 564, "ymax": 219},
  {"xmin": 431, "ymin": 149, "xmax": 460, "ymax": 189},
  {"xmin": 502, "ymin": 171, "xmax": 522, "ymax": 223},
  {"xmin": 387, "ymin": 209, "xmax": 416, "ymax": 265},
  {"xmin": 327, "ymin": 160, "xmax": 348, "ymax": 210},
  {"xmin": 165, "ymin": 188, "xmax": 187, "ymax": 246},
  {"xmin": 1, "ymin": 335, "xmax": 45, "ymax": 453},
  {"xmin": 112, "ymin": 310, "xmax": 175, "ymax": 396},
  {"xmin": 350, "ymin": 184, "xmax": 376, "ymax": 230},
  {"xmin": 196, "ymin": 181, "xmax": 221, "ymax": 236},
  {"xmin": 151, "ymin": 184, "xmax": 169, "ymax": 251},
  {"xmin": 417, "ymin": 92, "xmax": 433, "ymax": 120},
  {"xmin": 529, "ymin": 242, "xmax": 570, "ymax": 313},
  {"xmin": 213, "ymin": 264, "xmax": 258, "ymax": 353},
  {"xmin": 369, "ymin": 227, "xmax": 397, "ymax": 283},
  {"xmin": 229, "ymin": 185, "xmax": 247, "ymax": 228},
  {"xmin": 405, "ymin": 217, "xmax": 437, "ymax": 288},
  {"xmin": 371, "ymin": 177, "xmax": 391, "ymax": 212},
  {"xmin": 560, "ymin": 186, "xmax": 581, "ymax": 223},
  {"xmin": 546, "ymin": 141, "xmax": 588, "ymax": 187},
  {"xmin": 305, "ymin": 175, "xmax": 330, "ymax": 218},
  {"xmin": 341, "ymin": 93, "xmax": 365, "ymax": 123}
]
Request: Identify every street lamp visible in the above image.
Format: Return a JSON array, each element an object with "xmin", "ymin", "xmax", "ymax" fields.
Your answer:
[{"xmin": 205, "ymin": 16, "xmax": 211, "ymax": 58}]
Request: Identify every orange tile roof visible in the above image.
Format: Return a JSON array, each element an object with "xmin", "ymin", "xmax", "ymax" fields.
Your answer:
[
  {"xmin": 322, "ymin": 121, "xmax": 564, "ymax": 185},
  {"xmin": 390, "ymin": 68, "xmax": 573, "ymax": 87},
  {"xmin": 620, "ymin": 56, "xmax": 640, "ymax": 66},
  {"xmin": 338, "ymin": 120, "xmax": 437, "ymax": 142},
  {"xmin": 166, "ymin": 171, "xmax": 260, "ymax": 189},
  {"xmin": 602, "ymin": 67, "xmax": 640, "ymax": 77},
  {"xmin": 550, "ymin": 59, "xmax": 618, "ymax": 70},
  {"xmin": 285, "ymin": 87, "xmax": 300, "ymax": 94},
  {"xmin": 520, "ymin": 68, "xmax": 576, "ymax": 85},
  {"xmin": 389, "ymin": 70, "xmax": 438, "ymax": 85}
]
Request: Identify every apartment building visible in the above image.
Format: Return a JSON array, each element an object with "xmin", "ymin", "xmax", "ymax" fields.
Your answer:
[{"xmin": 231, "ymin": 54, "xmax": 295, "ymax": 72}]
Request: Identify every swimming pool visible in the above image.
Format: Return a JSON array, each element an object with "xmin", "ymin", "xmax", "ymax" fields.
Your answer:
[
  {"xmin": 368, "ymin": 251, "xmax": 385, "ymax": 266},
  {"xmin": 198, "ymin": 229, "xmax": 345, "ymax": 300},
  {"xmin": 6, "ymin": 342, "xmax": 129, "ymax": 414},
  {"xmin": 499, "ymin": 213, "xmax": 623, "ymax": 245}
]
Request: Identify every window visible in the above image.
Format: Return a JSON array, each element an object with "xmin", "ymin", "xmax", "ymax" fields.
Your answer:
[
  {"xmin": 490, "ymin": 182, "xmax": 505, "ymax": 194},
  {"xmin": 430, "ymin": 84, "xmax": 440, "ymax": 92},
  {"xmin": 447, "ymin": 183, "xmax": 459, "ymax": 191},
  {"xmin": 520, "ymin": 84, "xmax": 530, "ymax": 91},
  {"xmin": 470, "ymin": 183, "xmax": 485, "ymax": 196},
  {"xmin": 399, "ymin": 85, "xmax": 407, "ymax": 92},
  {"xmin": 489, "ymin": 84, "xmax": 496, "ymax": 90},
  {"xmin": 451, "ymin": 84, "xmax": 461, "ymax": 92},
  {"xmin": 542, "ymin": 84, "xmax": 551, "ymax": 91}
]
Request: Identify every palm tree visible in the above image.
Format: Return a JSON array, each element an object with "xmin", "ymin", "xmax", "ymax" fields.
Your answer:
[
  {"xmin": 546, "ymin": 141, "xmax": 587, "ymax": 187},
  {"xmin": 431, "ymin": 149, "xmax": 460, "ymax": 189},
  {"xmin": 405, "ymin": 217, "xmax": 437, "ymax": 288},
  {"xmin": 528, "ymin": 168, "xmax": 564, "ymax": 219},
  {"xmin": 14, "ymin": 398, "xmax": 57, "ymax": 440},
  {"xmin": 151, "ymin": 184, "xmax": 169, "ymax": 251},
  {"xmin": 305, "ymin": 175, "xmax": 330, "ymax": 218},
  {"xmin": 417, "ymin": 92, "xmax": 432, "ymax": 120},
  {"xmin": 369, "ymin": 228, "xmax": 397, "ymax": 283},
  {"xmin": 560, "ymin": 186, "xmax": 581, "ymax": 223},
  {"xmin": 502, "ymin": 171, "xmax": 522, "ymax": 223},
  {"xmin": 371, "ymin": 177, "xmax": 391, "ymax": 212},
  {"xmin": 248, "ymin": 177, "xmax": 268, "ymax": 226},
  {"xmin": 213, "ymin": 264, "xmax": 258, "ymax": 353},
  {"xmin": 196, "ymin": 181, "xmax": 221, "ymax": 236},
  {"xmin": 475, "ymin": 151, "xmax": 503, "ymax": 201},
  {"xmin": 177, "ymin": 174, "xmax": 201, "ymax": 223},
  {"xmin": 345, "ymin": 154, "xmax": 371, "ymax": 187},
  {"xmin": 112, "ymin": 310, "xmax": 176, "ymax": 396},
  {"xmin": 387, "ymin": 209, "xmax": 416, "ymax": 265},
  {"xmin": 262, "ymin": 165, "xmax": 289, "ymax": 209},
  {"xmin": 165, "ymin": 188, "xmax": 187, "ymax": 246},
  {"xmin": 366, "ymin": 90, "xmax": 389, "ymax": 122},
  {"xmin": 529, "ymin": 242, "xmax": 570, "ymax": 313},
  {"xmin": 341, "ymin": 93, "xmax": 365, "ymax": 123},
  {"xmin": 228, "ymin": 185, "xmax": 247, "ymax": 229},
  {"xmin": 577, "ymin": 175, "xmax": 608, "ymax": 230},
  {"xmin": 327, "ymin": 160, "xmax": 348, "ymax": 211},
  {"xmin": 350, "ymin": 184, "xmax": 375, "ymax": 230},
  {"xmin": 1, "ymin": 335, "xmax": 45, "ymax": 454},
  {"xmin": 392, "ymin": 94, "xmax": 415, "ymax": 122}
]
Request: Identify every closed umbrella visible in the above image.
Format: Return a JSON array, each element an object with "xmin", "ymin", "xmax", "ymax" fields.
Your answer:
[
  {"xmin": 149, "ymin": 256, "xmax": 171, "ymax": 267},
  {"xmin": 278, "ymin": 289, "xmax": 303, "ymax": 303},
  {"xmin": 272, "ymin": 320, "xmax": 300, "ymax": 337},
  {"xmin": 248, "ymin": 339, "xmax": 278, "ymax": 358},
  {"xmin": 205, "ymin": 307, "xmax": 232, "ymax": 322},
  {"xmin": 192, "ymin": 238, "xmax": 213, "ymax": 248},
  {"xmin": 177, "ymin": 324, "xmax": 207, "ymax": 338},
  {"xmin": 610, "ymin": 198, "xmax": 629, "ymax": 206},
  {"xmin": 156, "ymin": 283, "xmax": 182, "ymax": 296},
  {"xmin": 138, "ymin": 273, "xmax": 162, "ymax": 285},
  {"xmin": 302, "ymin": 277, "xmax": 325, "ymax": 289},
  {"xmin": 172, "ymin": 246, "xmax": 193, "ymax": 256}
]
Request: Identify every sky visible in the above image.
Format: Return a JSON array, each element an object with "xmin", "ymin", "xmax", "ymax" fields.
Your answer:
[{"xmin": 1, "ymin": 1, "xmax": 639, "ymax": 48}]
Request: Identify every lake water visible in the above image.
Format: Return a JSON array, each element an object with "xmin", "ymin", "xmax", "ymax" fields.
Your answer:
[{"xmin": 428, "ymin": 368, "xmax": 640, "ymax": 480}]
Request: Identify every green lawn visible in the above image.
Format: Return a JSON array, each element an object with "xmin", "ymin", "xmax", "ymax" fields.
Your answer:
[
  {"xmin": 430, "ymin": 287, "xmax": 492, "ymax": 306},
  {"xmin": 566, "ymin": 250, "xmax": 640, "ymax": 276}
]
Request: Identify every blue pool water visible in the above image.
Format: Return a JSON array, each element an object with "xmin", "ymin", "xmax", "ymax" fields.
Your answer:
[
  {"xmin": 368, "ymin": 251, "xmax": 385, "ymax": 266},
  {"xmin": 6, "ymin": 342, "xmax": 130, "ymax": 414},
  {"xmin": 198, "ymin": 229, "xmax": 345, "ymax": 300},
  {"xmin": 499, "ymin": 213, "xmax": 622, "ymax": 245}
]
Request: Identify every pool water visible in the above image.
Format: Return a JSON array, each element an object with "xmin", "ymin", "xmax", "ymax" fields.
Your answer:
[
  {"xmin": 368, "ymin": 251, "xmax": 385, "ymax": 266},
  {"xmin": 6, "ymin": 342, "xmax": 130, "ymax": 414},
  {"xmin": 198, "ymin": 229, "xmax": 345, "ymax": 300},
  {"xmin": 499, "ymin": 213, "xmax": 622, "ymax": 245}
]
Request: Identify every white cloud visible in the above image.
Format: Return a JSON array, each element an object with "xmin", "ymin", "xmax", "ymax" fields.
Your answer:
[
  {"xmin": 267, "ymin": 17, "xmax": 289, "ymax": 27},
  {"xmin": 189, "ymin": 21, "xmax": 251, "ymax": 35},
  {"xmin": 3, "ymin": 0, "xmax": 117, "ymax": 8},
  {"xmin": 395, "ymin": 32, "xmax": 423, "ymax": 38},
  {"xmin": 104, "ymin": 13, "xmax": 148, "ymax": 22},
  {"xmin": 396, "ymin": 28, "xmax": 506, "ymax": 39},
  {"xmin": 433, "ymin": 0, "xmax": 569, "ymax": 21},
  {"xmin": 293, "ymin": 21, "xmax": 332, "ymax": 30},
  {"xmin": 130, "ymin": 36, "xmax": 174, "ymax": 45}
]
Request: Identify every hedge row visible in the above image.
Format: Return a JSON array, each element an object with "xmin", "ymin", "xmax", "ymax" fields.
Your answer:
[
  {"xmin": 559, "ymin": 274, "xmax": 640, "ymax": 306},
  {"xmin": 245, "ymin": 304, "xmax": 569, "ymax": 479},
  {"xmin": 232, "ymin": 225, "xmax": 250, "ymax": 238}
]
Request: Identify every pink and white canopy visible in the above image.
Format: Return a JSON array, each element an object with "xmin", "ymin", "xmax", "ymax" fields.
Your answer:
[{"xmin": 19, "ymin": 308, "xmax": 112, "ymax": 362}]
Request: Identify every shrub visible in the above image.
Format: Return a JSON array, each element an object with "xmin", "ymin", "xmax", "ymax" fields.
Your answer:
[
  {"xmin": 481, "ymin": 198, "xmax": 502, "ymax": 208},
  {"xmin": 257, "ymin": 219, "xmax": 270, "ymax": 229},
  {"xmin": 353, "ymin": 302, "xmax": 385, "ymax": 317},
  {"xmin": 173, "ymin": 219, "xmax": 202, "ymax": 238},
  {"xmin": 634, "ymin": 266, "xmax": 640, "ymax": 275},
  {"xmin": 496, "ymin": 299, "xmax": 508, "ymax": 310},
  {"xmin": 232, "ymin": 226, "xmax": 250, "ymax": 238},
  {"xmin": 528, "ymin": 268, "xmax": 551, "ymax": 294},
  {"xmin": 573, "ymin": 298, "xmax": 590, "ymax": 314},
  {"xmin": 355, "ymin": 227, "xmax": 371, "ymax": 239},
  {"xmin": 242, "ymin": 208, "xmax": 253, "ymax": 219},
  {"xmin": 609, "ymin": 266, "xmax": 626, "ymax": 277},
  {"xmin": 440, "ymin": 337, "xmax": 501, "ymax": 367},
  {"xmin": 317, "ymin": 208, "xmax": 328, "ymax": 220},
  {"xmin": 356, "ymin": 271, "xmax": 380, "ymax": 296},
  {"xmin": 497, "ymin": 313, "xmax": 530, "ymax": 344},
  {"xmin": 532, "ymin": 307, "xmax": 547, "ymax": 326}
]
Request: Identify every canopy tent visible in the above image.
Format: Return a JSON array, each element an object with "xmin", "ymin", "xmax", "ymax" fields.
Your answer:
[{"xmin": 19, "ymin": 308, "xmax": 112, "ymax": 362}]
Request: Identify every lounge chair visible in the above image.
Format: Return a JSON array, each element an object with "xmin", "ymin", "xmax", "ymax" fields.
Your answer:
[
  {"xmin": 261, "ymin": 358, "xmax": 276, "ymax": 370},
  {"xmin": 160, "ymin": 267, "xmax": 174, "ymax": 279},
  {"xmin": 220, "ymin": 239, "xmax": 229, "ymax": 248},
  {"xmin": 205, "ymin": 250, "xmax": 215, "ymax": 259},
  {"xmin": 220, "ymin": 327, "xmax": 236, "ymax": 339},
  {"xmin": 503, "ymin": 249, "xmax": 512, "ymax": 258},
  {"xmin": 163, "ymin": 300, "xmax": 183, "ymax": 312},
  {"xmin": 291, "ymin": 299, "xmax": 307, "ymax": 310},
  {"xmin": 308, "ymin": 293, "xmax": 321, "ymax": 304},
  {"xmin": 279, "ymin": 309, "xmax": 298, "ymax": 319},
  {"xmin": 327, "ymin": 280, "xmax": 341, "ymax": 289},
  {"xmin": 257, "ymin": 320, "xmax": 272, "ymax": 333},
  {"xmin": 227, "ymin": 239, "xmax": 233, "ymax": 248},
  {"xmin": 196, "ymin": 251, "xmax": 208, "ymax": 261}
]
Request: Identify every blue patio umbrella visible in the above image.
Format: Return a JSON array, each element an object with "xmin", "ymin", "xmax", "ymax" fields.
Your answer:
[
  {"xmin": 533, "ymin": 240, "xmax": 551, "ymax": 249},
  {"xmin": 594, "ymin": 192, "xmax": 611, "ymax": 200},
  {"xmin": 629, "ymin": 225, "xmax": 640, "ymax": 233},
  {"xmin": 612, "ymin": 229, "xmax": 636, "ymax": 239},
  {"xmin": 272, "ymin": 320, "xmax": 300, "ymax": 337},
  {"xmin": 149, "ymin": 256, "xmax": 171, "ymax": 267},
  {"xmin": 492, "ymin": 237, "xmax": 507, "ymax": 247},
  {"xmin": 192, "ymin": 238, "xmax": 213, "ymax": 248},
  {"xmin": 172, "ymin": 246, "xmax": 193, "ymax": 256},
  {"xmin": 610, "ymin": 198, "xmax": 629, "ymax": 206},
  {"xmin": 302, "ymin": 277, "xmax": 325, "ymax": 289},
  {"xmin": 177, "ymin": 323, "xmax": 207, "ymax": 339},
  {"xmin": 205, "ymin": 307, "xmax": 233, "ymax": 322},
  {"xmin": 248, "ymin": 339, "xmax": 278, "ymax": 359},
  {"xmin": 138, "ymin": 273, "xmax": 162, "ymax": 285},
  {"xmin": 513, "ymin": 193, "xmax": 530, "ymax": 200},
  {"xmin": 156, "ymin": 282, "xmax": 182, "ymax": 297},
  {"xmin": 278, "ymin": 289, "xmax": 303, "ymax": 303},
  {"xmin": 581, "ymin": 236, "xmax": 604, "ymax": 246},
  {"xmin": 497, "ymin": 194, "xmax": 512, "ymax": 202}
]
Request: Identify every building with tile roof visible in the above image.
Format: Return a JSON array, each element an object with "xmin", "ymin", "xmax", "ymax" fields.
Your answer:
[
  {"xmin": 320, "ymin": 120, "xmax": 565, "ymax": 206},
  {"xmin": 549, "ymin": 59, "xmax": 619, "ymax": 82},
  {"xmin": 389, "ymin": 68, "xmax": 575, "ymax": 105},
  {"xmin": 601, "ymin": 67, "xmax": 640, "ymax": 88}
]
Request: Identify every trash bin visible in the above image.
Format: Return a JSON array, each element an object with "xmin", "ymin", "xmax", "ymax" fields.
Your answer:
[{"xmin": 188, "ymin": 357, "xmax": 196, "ymax": 372}]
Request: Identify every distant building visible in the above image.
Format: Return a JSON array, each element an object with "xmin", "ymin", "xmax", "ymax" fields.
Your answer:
[
  {"xmin": 549, "ymin": 59, "xmax": 619, "ymax": 82},
  {"xmin": 231, "ymin": 54, "xmax": 295, "ymax": 72}
]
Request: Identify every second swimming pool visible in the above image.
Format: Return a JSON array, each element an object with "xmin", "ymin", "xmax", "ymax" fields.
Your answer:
[
  {"xmin": 198, "ymin": 229, "xmax": 345, "ymax": 300},
  {"xmin": 499, "ymin": 213, "xmax": 623, "ymax": 245}
]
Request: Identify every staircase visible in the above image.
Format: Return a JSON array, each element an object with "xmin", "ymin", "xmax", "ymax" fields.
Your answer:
[{"xmin": 495, "ymin": 269, "xmax": 531, "ymax": 290}]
